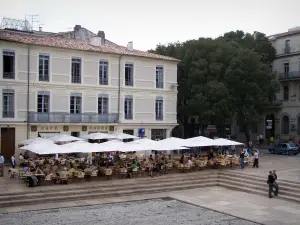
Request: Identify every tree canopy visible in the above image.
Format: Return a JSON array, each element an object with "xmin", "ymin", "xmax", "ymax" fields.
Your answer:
[{"xmin": 149, "ymin": 31, "xmax": 279, "ymax": 140}]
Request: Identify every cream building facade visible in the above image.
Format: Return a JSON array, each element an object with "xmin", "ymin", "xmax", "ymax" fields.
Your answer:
[
  {"xmin": 0, "ymin": 26, "xmax": 178, "ymax": 157},
  {"xmin": 232, "ymin": 27, "xmax": 300, "ymax": 141}
]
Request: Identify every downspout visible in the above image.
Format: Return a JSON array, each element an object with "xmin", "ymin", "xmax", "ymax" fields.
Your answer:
[
  {"xmin": 26, "ymin": 44, "xmax": 30, "ymax": 139},
  {"xmin": 117, "ymin": 55, "xmax": 122, "ymax": 123}
]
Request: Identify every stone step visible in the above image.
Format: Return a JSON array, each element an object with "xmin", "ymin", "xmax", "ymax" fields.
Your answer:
[
  {"xmin": 219, "ymin": 178, "xmax": 300, "ymax": 201},
  {"xmin": 219, "ymin": 175, "xmax": 300, "ymax": 194},
  {"xmin": 219, "ymin": 182, "xmax": 300, "ymax": 204},
  {"xmin": 0, "ymin": 171, "xmax": 218, "ymax": 196},
  {"xmin": 219, "ymin": 178, "xmax": 300, "ymax": 200},
  {"xmin": 220, "ymin": 170, "xmax": 300, "ymax": 185},
  {"xmin": 0, "ymin": 176, "xmax": 217, "ymax": 202},
  {"xmin": 0, "ymin": 181, "xmax": 217, "ymax": 207},
  {"xmin": 219, "ymin": 171, "xmax": 300, "ymax": 189}
]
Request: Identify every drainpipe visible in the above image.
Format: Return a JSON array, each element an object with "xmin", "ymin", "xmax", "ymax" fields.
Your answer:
[
  {"xmin": 117, "ymin": 55, "xmax": 122, "ymax": 123},
  {"xmin": 26, "ymin": 44, "xmax": 30, "ymax": 139}
]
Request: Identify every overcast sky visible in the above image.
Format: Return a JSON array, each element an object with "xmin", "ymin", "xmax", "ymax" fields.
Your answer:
[{"xmin": 0, "ymin": 0, "xmax": 299, "ymax": 50}]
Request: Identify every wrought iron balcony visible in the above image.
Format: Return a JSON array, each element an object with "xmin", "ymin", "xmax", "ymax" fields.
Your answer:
[
  {"xmin": 276, "ymin": 48, "xmax": 300, "ymax": 58},
  {"xmin": 29, "ymin": 112, "xmax": 118, "ymax": 123},
  {"xmin": 269, "ymin": 100, "xmax": 282, "ymax": 108},
  {"xmin": 279, "ymin": 71, "xmax": 300, "ymax": 81}
]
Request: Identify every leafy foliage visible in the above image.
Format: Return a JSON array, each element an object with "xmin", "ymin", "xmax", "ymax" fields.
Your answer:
[{"xmin": 149, "ymin": 31, "xmax": 279, "ymax": 140}]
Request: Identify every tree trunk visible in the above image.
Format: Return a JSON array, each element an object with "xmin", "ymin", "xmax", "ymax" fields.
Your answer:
[{"xmin": 244, "ymin": 125, "xmax": 250, "ymax": 142}]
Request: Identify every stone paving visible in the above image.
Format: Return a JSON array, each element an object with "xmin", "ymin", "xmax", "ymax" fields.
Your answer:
[
  {"xmin": 1, "ymin": 187, "xmax": 299, "ymax": 225},
  {"xmin": 0, "ymin": 198, "xmax": 259, "ymax": 225},
  {"xmin": 235, "ymin": 154, "xmax": 300, "ymax": 182}
]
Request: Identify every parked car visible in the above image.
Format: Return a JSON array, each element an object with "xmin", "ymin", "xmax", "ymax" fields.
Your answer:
[{"xmin": 269, "ymin": 142, "xmax": 300, "ymax": 155}]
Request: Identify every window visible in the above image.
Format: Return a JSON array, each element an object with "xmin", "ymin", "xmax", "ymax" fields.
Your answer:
[
  {"xmin": 98, "ymin": 95, "xmax": 108, "ymax": 114},
  {"xmin": 3, "ymin": 50, "xmax": 15, "ymax": 79},
  {"xmin": 156, "ymin": 66, "xmax": 164, "ymax": 88},
  {"xmin": 281, "ymin": 144, "xmax": 287, "ymax": 148},
  {"xmin": 281, "ymin": 115, "xmax": 290, "ymax": 134},
  {"xmin": 70, "ymin": 96, "xmax": 81, "ymax": 114},
  {"xmin": 151, "ymin": 129, "xmax": 166, "ymax": 140},
  {"xmin": 2, "ymin": 90, "xmax": 14, "ymax": 118},
  {"xmin": 99, "ymin": 60, "xmax": 108, "ymax": 85},
  {"xmin": 125, "ymin": 63, "xmax": 133, "ymax": 86},
  {"xmin": 124, "ymin": 96, "xmax": 133, "ymax": 119},
  {"xmin": 283, "ymin": 85, "xmax": 289, "ymax": 101},
  {"xmin": 37, "ymin": 94, "xmax": 50, "ymax": 113},
  {"xmin": 285, "ymin": 40, "xmax": 290, "ymax": 54},
  {"xmin": 155, "ymin": 97, "xmax": 163, "ymax": 120},
  {"xmin": 71, "ymin": 58, "xmax": 81, "ymax": 83},
  {"xmin": 39, "ymin": 54, "xmax": 49, "ymax": 81},
  {"xmin": 284, "ymin": 63, "xmax": 289, "ymax": 77}
]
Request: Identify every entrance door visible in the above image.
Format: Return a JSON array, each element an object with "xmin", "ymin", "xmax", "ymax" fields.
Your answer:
[
  {"xmin": 1, "ymin": 128, "xmax": 15, "ymax": 159},
  {"xmin": 71, "ymin": 132, "xmax": 80, "ymax": 137}
]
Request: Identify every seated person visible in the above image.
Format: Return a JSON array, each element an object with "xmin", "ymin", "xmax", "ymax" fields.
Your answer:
[
  {"xmin": 179, "ymin": 154, "xmax": 185, "ymax": 164},
  {"xmin": 35, "ymin": 166, "xmax": 43, "ymax": 174},
  {"xmin": 187, "ymin": 158, "xmax": 193, "ymax": 166},
  {"xmin": 131, "ymin": 160, "xmax": 138, "ymax": 169},
  {"xmin": 149, "ymin": 155, "xmax": 154, "ymax": 162},
  {"xmin": 208, "ymin": 149, "xmax": 214, "ymax": 160},
  {"xmin": 68, "ymin": 165, "xmax": 75, "ymax": 173}
]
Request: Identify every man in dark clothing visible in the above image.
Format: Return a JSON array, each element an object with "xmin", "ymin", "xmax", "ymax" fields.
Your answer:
[
  {"xmin": 273, "ymin": 170, "xmax": 279, "ymax": 195},
  {"xmin": 267, "ymin": 171, "xmax": 278, "ymax": 198}
]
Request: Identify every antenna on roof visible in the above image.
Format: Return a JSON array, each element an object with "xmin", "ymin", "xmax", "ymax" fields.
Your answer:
[
  {"xmin": 0, "ymin": 17, "xmax": 32, "ymax": 31},
  {"xmin": 26, "ymin": 14, "xmax": 39, "ymax": 31}
]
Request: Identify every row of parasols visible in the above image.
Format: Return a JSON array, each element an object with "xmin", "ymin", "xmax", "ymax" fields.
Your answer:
[{"xmin": 20, "ymin": 133, "xmax": 244, "ymax": 155}]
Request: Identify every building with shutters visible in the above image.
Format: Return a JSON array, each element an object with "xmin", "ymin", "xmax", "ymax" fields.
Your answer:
[{"xmin": 0, "ymin": 24, "xmax": 178, "ymax": 158}]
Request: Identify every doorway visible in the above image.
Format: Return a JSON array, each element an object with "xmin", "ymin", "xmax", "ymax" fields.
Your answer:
[
  {"xmin": 71, "ymin": 132, "xmax": 80, "ymax": 137},
  {"xmin": 265, "ymin": 114, "xmax": 275, "ymax": 139},
  {"xmin": 1, "ymin": 127, "xmax": 15, "ymax": 159}
]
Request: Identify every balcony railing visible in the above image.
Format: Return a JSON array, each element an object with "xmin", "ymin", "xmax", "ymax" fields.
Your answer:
[
  {"xmin": 267, "ymin": 100, "xmax": 282, "ymax": 108},
  {"xmin": 279, "ymin": 71, "xmax": 300, "ymax": 80},
  {"xmin": 276, "ymin": 48, "xmax": 300, "ymax": 57},
  {"xmin": 29, "ymin": 112, "xmax": 118, "ymax": 123}
]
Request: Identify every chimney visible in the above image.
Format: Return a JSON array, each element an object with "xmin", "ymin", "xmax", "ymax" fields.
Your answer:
[
  {"xmin": 127, "ymin": 41, "xmax": 133, "ymax": 51},
  {"xmin": 39, "ymin": 26, "xmax": 42, "ymax": 32},
  {"xmin": 97, "ymin": 31, "xmax": 105, "ymax": 44},
  {"xmin": 90, "ymin": 37, "xmax": 102, "ymax": 47},
  {"xmin": 74, "ymin": 25, "xmax": 81, "ymax": 31}
]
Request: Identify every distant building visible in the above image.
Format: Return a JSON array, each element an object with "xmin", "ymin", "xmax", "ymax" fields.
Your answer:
[
  {"xmin": 233, "ymin": 27, "xmax": 300, "ymax": 141},
  {"xmin": 0, "ymin": 24, "xmax": 179, "ymax": 158}
]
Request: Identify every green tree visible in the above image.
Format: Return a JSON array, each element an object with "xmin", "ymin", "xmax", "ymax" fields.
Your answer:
[
  {"xmin": 225, "ymin": 49, "xmax": 279, "ymax": 140},
  {"xmin": 149, "ymin": 32, "xmax": 279, "ymax": 140}
]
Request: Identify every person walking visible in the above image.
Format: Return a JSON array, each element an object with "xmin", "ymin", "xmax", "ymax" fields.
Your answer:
[
  {"xmin": 273, "ymin": 170, "xmax": 279, "ymax": 195},
  {"xmin": 240, "ymin": 150, "xmax": 245, "ymax": 169},
  {"xmin": 0, "ymin": 153, "xmax": 4, "ymax": 165},
  {"xmin": 267, "ymin": 171, "xmax": 278, "ymax": 198},
  {"xmin": 10, "ymin": 154, "xmax": 16, "ymax": 168},
  {"xmin": 253, "ymin": 150, "xmax": 259, "ymax": 168}
]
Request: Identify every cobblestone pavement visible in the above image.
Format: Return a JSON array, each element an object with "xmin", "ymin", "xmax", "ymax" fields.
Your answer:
[{"xmin": 0, "ymin": 198, "xmax": 259, "ymax": 225}]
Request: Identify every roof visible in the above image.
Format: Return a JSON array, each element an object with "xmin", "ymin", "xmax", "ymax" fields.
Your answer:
[
  {"xmin": 268, "ymin": 29, "xmax": 300, "ymax": 39},
  {"xmin": 0, "ymin": 30, "xmax": 179, "ymax": 62}
]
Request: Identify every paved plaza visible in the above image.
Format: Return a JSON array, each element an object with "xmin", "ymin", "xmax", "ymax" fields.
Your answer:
[
  {"xmin": 0, "ymin": 198, "xmax": 259, "ymax": 225},
  {"xmin": 0, "ymin": 153, "xmax": 299, "ymax": 225},
  {"xmin": 1, "ymin": 187, "xmax": 299, "ymax": 225}
]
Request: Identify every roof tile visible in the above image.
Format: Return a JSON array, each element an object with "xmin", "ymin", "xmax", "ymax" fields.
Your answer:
[{"xmin": 0, "ymin": 30, "xmax": 179, "ymax": 62}]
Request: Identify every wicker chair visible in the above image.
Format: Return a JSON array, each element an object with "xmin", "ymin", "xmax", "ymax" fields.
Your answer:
[
  {"xmin": 91, "ymin": 170, "xmax": 98, "ymax": 180},
  {"xmin": 18, "ymin": 171, "xmax": 27, "ymax": 183},
  {"xmin": 77, "ymin": 172, "xmax": 85, "ymax": 182},
  {"xmin": 104, "ymin": 168, "xmax": 113, "ymax": 179},
  {"xmin": 44, "ymin": 174, "xmax": 52, "ymax": 185}
]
